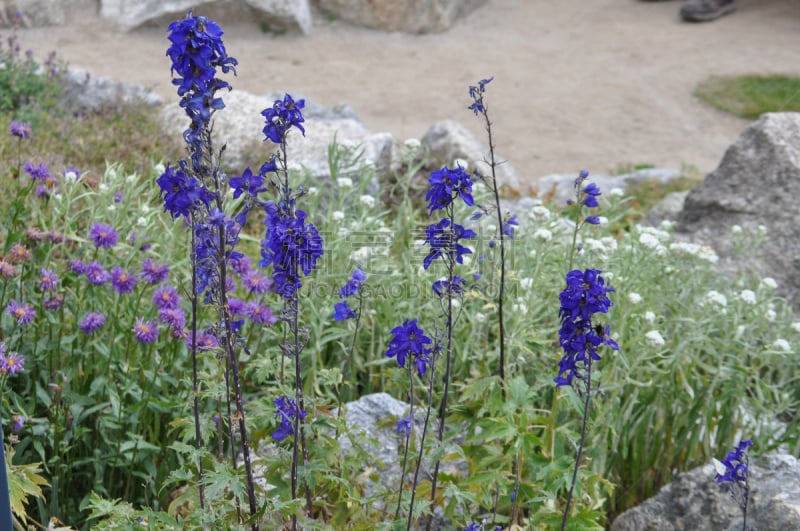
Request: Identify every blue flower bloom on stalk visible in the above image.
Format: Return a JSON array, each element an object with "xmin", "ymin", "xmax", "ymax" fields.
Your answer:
[
  {"xmin": 229, "ymin": 166, "xmax": 266, "ymax": 199},
  {"xmin": 385, "ymin": 318, "xmax": 432, "ymax": 376},
  {"xmin": 262, "ymin": 93, "xmax": 306, "ymax": 144},
  {"xmin": 432, "ymin": 275, "xmax": 466, "ymax": 298},
  {"xmin": 396, "ymin": 413, "xmax": 413, "ymax": 436},
  {"xmin": 166, "ymin": 11, "xmax": 237, "ymax": 165},
  {"xmin": 426, "ymin": 165, "xmax": 474, "ymax": 214},
  {"xmin": 467, "ymin": 76, "xmax": 493, "ymax": 115},
  {"xmin": 272, "ymin": 395, "xmax": 307, "ymax": 441},
  {"xmin": 714, "ymin": 439, "xmax": 753, "ymax": 519},
  {"xmin": 332, "ymin": 269, "xmax": 367, "ymax": 321},
  {"xmin": 423, "ymin": 219, "xmax": 476, "ymax": 270},
  {"xmin": 259, "ymin": 201, "xmax": 324, "ymax": 299},
  {"xmin": 502, "ymin": 212, "xmax": 519, "ymax": 238},
  {"xmin": 156, "ymin": 163, "xmax": 211, "ymax": 219},
  {"xmin": 715, "ymin": 439, "xmax": 753, "ymax": 485},
  {"xmin": 555, "ymin": 269, "xmax": 619, "ymax": 387}
]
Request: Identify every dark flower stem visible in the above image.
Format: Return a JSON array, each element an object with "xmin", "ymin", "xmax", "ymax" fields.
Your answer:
[
  {"xmin": 560, "ymin": 356, "xmax": 593, "ymax": 531},
  {"xmin": 408, "ymin": 346, "xmax": 438, "ymax": 531},
  {"xmin": 395, "ymin": 363, "xmax": 414, "ymax": 521},
  {"xmin": 190, "ymin": 220, "xmax": 205, "ymax": 509},
  {"xmin": 476, "ymin": 98, "xmax": 507, "ymax": 391}
]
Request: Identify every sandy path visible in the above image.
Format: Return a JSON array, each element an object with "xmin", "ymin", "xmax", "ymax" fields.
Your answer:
[{"xmin": 13, "ymin": 0, "xmax": 800, "ymax": 187}]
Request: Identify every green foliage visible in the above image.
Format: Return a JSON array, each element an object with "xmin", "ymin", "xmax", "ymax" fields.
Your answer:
[{"xmin": 695, "ymin": 74, "xmax": 800, "ymax": 119}]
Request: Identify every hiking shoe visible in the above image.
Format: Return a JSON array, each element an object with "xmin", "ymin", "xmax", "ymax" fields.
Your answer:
[{"xmin": 680, "ymin": 0, "xmax": 736, "ymax": 22}]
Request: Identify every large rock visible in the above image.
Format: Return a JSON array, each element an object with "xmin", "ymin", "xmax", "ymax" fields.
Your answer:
[
  {"xmin": 421, "ymin": 119, "xmax": 521, "ymax": 193},
  {"xmin": 99, "ymin": 0, "xmax": 312, "ymax": 34},
  {"xmin": 59, "ymin": 66, "xmax": 163, "ymax": 114},
  {"xmin": 0, "ymin": 0, "xmax": 85, "ymax": 27},
  {"xmin": 676, "ymin": 112, "xmax": 800, "ymax": 306},
  {"xmin": 611, "ymin": 453, "xmax": 800, "ymax": 531},
  {"xmin": 316, "ymin": 0, "xmax": 486, "ymax": 33},
  {"xmin": 159, "ymin": 89, "xmax": 392, "ymax": 190}
]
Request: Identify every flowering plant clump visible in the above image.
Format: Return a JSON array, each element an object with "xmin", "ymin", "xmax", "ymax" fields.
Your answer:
[
  {"xmin": 385, "ymin": 318, "xmax": 433, "ymax": 377},
  {"xmin": 714, "ymin": 439, "xmax": 753, "ymax": 530},
  {"xmin": 555, "ymin": 268, "xmax": 619, "ymax": 387}
]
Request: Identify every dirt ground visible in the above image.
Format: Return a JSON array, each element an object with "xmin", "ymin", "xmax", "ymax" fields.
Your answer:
[{"xmin": 13, "ymin": 0, "xmax": 800, "ymax": 187}]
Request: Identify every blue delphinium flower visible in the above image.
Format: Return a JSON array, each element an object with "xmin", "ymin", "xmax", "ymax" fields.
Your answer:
[
  {"xmin": 262, "ymin": 93, "xmax": 306, "ymax": 144},
  {"xmin": 554, "ymin": 269, "xmax": 619, "ymax": 387},
  {"xmin": 385, "ymin": 318, "xmax": 432, "ymax": 376},
  {"xmin": 259, "ymin": 202, "xmax": 324, "ymax": 299},
  {"xmin": 229, "ymin": 166, "xmax": 266, "ymax": 199},
  {"xmin": 272, "ymin": 395, "xmax": 307, "ymax": 441},
  {"xmin": 426, "ymin": 165, "xmax": 474, "ymax": 214},
  {"xmin": 716, "ymin": 439, "xmax": 753, "ymax": 485},
  {"xmin": 156, "ymin": 162, "xmax": 211, "ymax": 219},
  {"xmin": 332, "ymin": 268, "xmax": 366, "ymax": 321},
  {"xmin": 467, "ymin": 76, "xmax": 493, "ymax": 115},
  {"xmin": 502, "ymin": 212, "xmax": 519, "ymax": 238},
  {"xmin": 432, "ymin": 275, "xmax": 467, "ymax": 298},
  {"xmin": 423, "ymin": 219, "xmax": 476, "ymax": 270},
  {"xmin": 332, "ymin": 301, "xmax": 357, "ymax": 321},
  {"xmin": 396, "ymin": 413, "xmax": 414, "ymax": 436},
  {"xmin": 715, "ymin": 439, "xmax": 753, "ymax": 530}
]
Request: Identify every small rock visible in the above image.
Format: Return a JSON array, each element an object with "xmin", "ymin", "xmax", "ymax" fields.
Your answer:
[{"xmin": 59, "ymin": 66, "xmax": 163, "ymax": 114}]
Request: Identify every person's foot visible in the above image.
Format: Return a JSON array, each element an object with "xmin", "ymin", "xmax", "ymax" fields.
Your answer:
[{"xmin": 680, "ymin": 0, "xmax": 736, "ymax": 22}]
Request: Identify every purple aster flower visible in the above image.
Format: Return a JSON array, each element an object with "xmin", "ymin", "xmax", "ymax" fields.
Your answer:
[
  {"xmin": 339, "ymin": 268, "xmax": 366, "ymax": 298},
  {"xmin": 159, "ymin": 308, "xmax": 186, "ymax": 330},
  {"xmin": 241, "ymin": 271, "xmax": 271, "ymax": 294},
  {"xmin": 186, "ymin": 332, "xmax": 219, "ymax": 350},
  {"xmin": 6, "ymin": 244, "xmax": 31, "ymax": 264},
  {"xmin": 26, "ymin": 228, "xmax": 46, "ymax": 241},
  {"xmin": 230, "ymin": 255, "xmax": 252, "ymax": 276},
  {"xmin": 43, "ymin": 294, "xmax": 64, "ymax": 311},
  {"xmin": 332, "ymin": 300, "xmax": 357, "ymax": 321},
  {"xmin": 272, "ymin": 395, "xmax": 307, "ymax": 441},
  {"xmin": 110, "ymin": 267, "xmax": 139, "ymax": 294},
  {"xmin": 11, "ymin": 415, "xmax": 24, "ymax": 432},
  {"xmin": 0, "ymin": 260, "xmax": 16, "ymax": 278},
  {"xmin": 47, "ymin": 230, "xmax": 64, "ymax": 243},
  {"xmin": 83, "ymin": 261, "xmax": 111, "ymax": 285},
  {"xmin": 9, "ymin": 120, "xmax": 31, "ymax": 139},
  {"xmin": 24, "ymin": 162, "xmax": 51, "ymax": 181},
  {"xmin": 385, "ymin": 318, "xmax": 433, "ymax": 376},
  {"xmin": 89, "ymin": 223, "xmax": 119, "ymax": 249},
  {"xmin": 78, "ymin": 312, "xmax": 107, "ymax": 334},
  {"xmin": 262, "ymin": 94, "xmax": 306, "ymax": 144},
  {"xmin": 132, "ymin": 318, "xmax": 160, "ymax": 344},
  {"xmin": 6, "ymin": 299, "xmax": 35, "ymax": 325},
  {"xmin": 246, "ymin": 302, "xmax": 277, "ymax": 326},
  {"xmin": 0, "ymin": 351, "xmax": 25, "ymax": 375},
  {"xmin": 228, "ymin": 297, "xmax": 247, "ymax": 318},
  {"xmin": 396, "ymin": 413, "xmax": 413, "ymax": 436},
  {"xmin": 152, "ymin": 285, "xmax": 181, "ymax": 309},
  {"xmin": 69, "ymin": 259, "xmax": 86, "ymax": 274},
  {"xmin": 140, "ymin": 258, "xmax": 170, "ymax": 284}
]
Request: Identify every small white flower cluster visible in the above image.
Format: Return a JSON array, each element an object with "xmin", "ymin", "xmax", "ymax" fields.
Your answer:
[
  {"xmin": 583, "ymin": 236, "xmax": 618, "ymax": 260},
  {"xmin": 636, "ymin": 226, "xmax": 670, "ymax": 255},
  {"xmin": 520, "ymin": 277, "xmax": 533, "ymax": 291},
  {"xmin": 628, "ymin": 292, "xmax": 642, "ymax": 305},
  {"xmin": 527, "ymin": 205, "xmax": 551, "ymax": 223},
  {"xmin": 772, "ymin": 338, "xmax": 792, "ymax": 352},
  {"xmin": 512, "ymin": 297, "xmax": 528, "ymax": 316},
  {"xmin": 737, "ymin": 289, "xmax": 757, "ymax": 305},
  {"xmin": 644, "ymin": 311, "xmax": 656, "ymax": 324},
  {"xmin": 668, "ymin": 241, "xmax": 719, "ymax": 263},
  {"xmin": 704, "ymin": 290, "xmax": 728, "ymax": 308},
  {"xmin": 359, "ymin": 195, "xmax": 376, "ymax": 208},
  {"xmin": 645, "ymin": 330, "xmax": 665, "ymax": 348},
  {"xmin": 534, "ymin": 228, "xmax": 552, "ymax": 242},
  {"xmin": 761, "ymin": 277, "xmax": 778, "ymax": 290},
  {"xmin": 336, "ymin": 177, "xmax": 353, "ymax": 188}
]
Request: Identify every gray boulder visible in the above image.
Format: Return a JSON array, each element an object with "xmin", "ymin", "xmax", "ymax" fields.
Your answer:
[
  {"xmin": 676, "ymin": 112, "xmax": 800, "ymax": 306},
  {"xmin": 59, "ymin": 66, "xmax": 163, "ymax": 114},
  {"xmin": 316, "ymin": 0, "xmax": 486, "ymax": 33},
  {"xmin": 534, "ymin": 167, "xmax": 683, "ymax": 208},
  {"xmin": 422, "ymin": 119, "xmax": 521, "ymax": 193},
  {"xmin": 159, "ymin": 90, "xmax": 392, "ymax": 188},
  {"xmin": 611, "ymin": 453, "xmax": 800, "ymax": 531},
  {"xmin": 99, "ymin": 0, "xmax": 312, "ymax": 34},
  {"xmin": 0, "ymin": 0, "xmax": 85, "ymax": 27}
]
